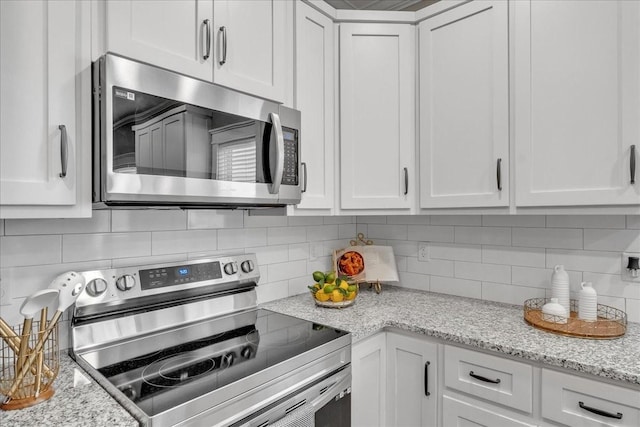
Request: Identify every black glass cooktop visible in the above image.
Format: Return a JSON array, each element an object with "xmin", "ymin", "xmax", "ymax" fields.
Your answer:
[{"xmin": 88, "ymin": 309, "xmax": 348, "ymax": 417}]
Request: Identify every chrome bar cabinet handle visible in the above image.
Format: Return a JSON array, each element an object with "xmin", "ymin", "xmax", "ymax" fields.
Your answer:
[
  {"xmin": 424, "ymin": 361, "xmax": 431, "ymax": 396},
  {"xmin": 58, "ymin": 124, "xmax": 68, "ymax": 178},
  {"xmin": 496, "ymin": 158, "xmax": 502, "ymax": 191},
  {"xmin": 219, "ymin": 26, "xmax": 227, "ymax": 65},
  {"xmin": 301, "ymin": 162, "xmax": 308, "ymax": 193},
  {"xmin": 203, "ymin": 19, "xmax": 211, "ymax": 60}
]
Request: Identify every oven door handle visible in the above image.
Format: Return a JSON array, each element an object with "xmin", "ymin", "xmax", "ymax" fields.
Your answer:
[{"xmin": 310, "ymin": 370, "xmax": 351, "ymax": 410}]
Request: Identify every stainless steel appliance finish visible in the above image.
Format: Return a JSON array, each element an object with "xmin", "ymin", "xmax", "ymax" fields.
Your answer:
[
  {"xmin": 70, "ymin": 254, "xmax": 351, "ymax": 427},
  {"xmin": 93, "ymin": 54, "xmax": 302, "ymax": 209}
]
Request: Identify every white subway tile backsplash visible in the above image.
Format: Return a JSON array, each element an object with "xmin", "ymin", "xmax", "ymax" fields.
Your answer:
[
  {"xmin": 582, "ymin": 272, "xmax": 640, "ymax": 299},
  {"xmin": 397, "ymin": 271, "xmax": 430, "ymax": 291},
  {"xmin": 151, "ymin": 230, "xmax": 216, "ymax": 255},
  {"xmin": 307, "ymin": 256, "xmax": 332, "ymax": 275},
  {"xmin": 244, "ymin": 212, "xmax": 288, "ymax": 228},
  {"xmin": 323, "ymin": 216, "xmax": 355, "ymax": 225},
  {"xmin": 267, "ymin": 260, "xmax": 307, "ymax": 283},
  {"xmin": 430, "ymin": 215, "xmax": 481, "ymax": 226},
  {"xmin": 256, "ymin": 281, "xmax": 290, "ymax": 304},
  {"xmin": 187, "ymin": 210, "xmax": 243, "ymax": 229},
  {"xmin": 0, "ymin": 220, "xmax": 4, "ymax": 235},
  {"xmin": 112, "ymin": 254, "xmax": 187, "ymax": 268},
  {"xmin": 406, "ymin": 225, "xmax": 454, "ymax": 243},
  {"xmin": 268, "ymin": 226, "xmax": 307, "ymax": 245},
  {"xmin": 288, "ymin": 216, "xmax": 324, "ymax": 226},
  {"xmin": 583, "ymin": 229, "xmax": 640, "ymax": 252},
  {"xmin": 481, "ymin": 215, "xmax": 545, "ymax": 228},
  {"xmin": 430, "ymin": 276, "xmax": 481, "ymax": 299},
  {"xmin": 511, "ymin": 266, "xmax": 582, "ymax": 289},
  {"xmin": 428, "ymin": 242, "xmax": 481, "ymax": 262},
  {"xmin": 407, "ymin": 257, "xmax": 454, "ymax": 277},
  {"xmin": 4, "ymin": 211, "xmax": 111, "ymax": 235},
  {"xmin": 355, "ymin": 216, "xmax": 387, "ymax": 224},
  {"xmin": 596, "ymin": 295, "xmax": 626, "ymax": 312},
  {"xmin": 547, "ymin": 215, "xmax": 626, "ymax": 229},
  {"xmin": 338, "ymin": 224, "xmax": 357, "ymax": 239},
  {"xmin": 367, "ymin": 224, "xmax": 408, "ymax": 241},
  {"xmin": 627, "ymin": 215, "xmax": 640, "ymax": 229},
  {"xmin": 288, "ymin": 243, "xmax": 309, "ymax": 261},
  {"xmin": 387, "ymin": 240, "xmax": 418, "ymax": 257},
  {"xmin": 512, "ymin": 227, "xmax": 583, "ymax": 249},
  {"xmin": 386, "ymin": 216, "xmax": 429, "ymax": 225},
  {"xmin": 112, "ymin": 210, "xmax": 186, "ymax": 232},
  {"xmin": 63, "ymin": 232, "xmax": 150, "ymax": 262},
  {"xmin": 455, "ymin": 261, "xmax": 511, "ymax": 284},
  {"xmin": 481, "ymin": 282, "xmax": 545, "ymax": 305},
  {"xmin": 306, "ymin": 225, "xmax": 339, "ymax": 241},
  {"xmin": 1, "ymin": 235, "xmax": 61, "ymax": 267},
  {"xmin": 625, "ymin": 298, "xmax": 640, "ymax": 323},
  {"xmin": 455, "ymin": 226, "xmax": 511, "ymax": 246},
  {"xmin": 252, "ymin": 245, "xmax": 289, "ymax": 265},
  {"xmin": 288, "ymin": 276, "xmax": 311, "ymax": 296},
  {"xmin": 395, "ymin": 256, "xmax": 408, "ymax": 272},
  {"xmin": 482, "ymin": 245, "xmax": 545, "ymax": 267},
  {"xmin": 546, "ymin": 249, "xmax": 621, "ymax": 274},
  {"xmin": 218, "ymin": 228, "xmax": 266, "ymax": 250}
]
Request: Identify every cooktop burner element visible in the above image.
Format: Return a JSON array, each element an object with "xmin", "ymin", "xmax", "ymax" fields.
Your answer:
[{"xmin": 69, "ymin": 255, "xmax": 352, "ymax": 427}]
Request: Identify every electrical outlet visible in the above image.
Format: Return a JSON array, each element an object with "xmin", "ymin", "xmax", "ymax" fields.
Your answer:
[
  {"xmin": 418, "ymin": 243, "xmax": 429, "ymax": 262},
  {"xmin": 621, "ymin": 252, "xmax": 640, "ymax": 282}
]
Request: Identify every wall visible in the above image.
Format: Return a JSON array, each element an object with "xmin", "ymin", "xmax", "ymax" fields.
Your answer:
[{"xmin": 0, "ymin": 212, "xmax": 639, "ymax": 349}]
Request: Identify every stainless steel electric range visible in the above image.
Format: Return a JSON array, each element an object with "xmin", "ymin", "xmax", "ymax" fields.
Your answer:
[{"xmin": 70, "ymin": 254, "xmax": 351, "ymax": 427}]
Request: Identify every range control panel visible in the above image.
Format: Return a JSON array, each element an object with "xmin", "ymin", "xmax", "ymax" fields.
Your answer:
[
  {"xmin": 140, "ymin": 261, "xmax": 223, "ymax": 290},
  {"xmin": 74, "ymin": 254, "xmax": 259, "ymax": 318}
]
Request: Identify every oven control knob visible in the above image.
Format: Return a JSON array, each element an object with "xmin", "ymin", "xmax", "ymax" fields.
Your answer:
[
  {"xmin": 86, "ymin": 278, "xmax": 108, "ymax": 297},
  {"xmin": 115, "ymin": 274, "xmax": 136, "ymax": 291},
  {"xmin": 222, "ymin": 352, "xmax": 235, "ymax": 367},
  {"xmin": 240, "ymin": 260, "xmax": 255, "ymax": 273},
  {"xmin": 223, "ymin": 262, "xmax": 238, "ymax": 275},
  {"xmin": 241, "ymin": 345, "xmax": 254, "ymax": 359}
]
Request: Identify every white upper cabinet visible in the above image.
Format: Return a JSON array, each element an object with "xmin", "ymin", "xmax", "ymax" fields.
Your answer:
[
  {"xmin": 105, "ymin": 0, "xmax": 288, "ymax": 103},
  {"xmin": 339, "ymin": 23, "xmax": 415, "ymax": 210},
  {"xmin": 213, "ymin": 0, "xmax": 287, "ymax": 102},
  {"xmin": 419, "ymin": 0, "xmax": 509, "ymax": 209},
  {"xmin": 0, "ymin": 0, "xmax": 91, "ymax": 218},
  {"xmin": 106, "ymin": 0, "xmax": 213, "ymax": 81},
  {"xmin": 514, "ymin": 0, "xmax": 640, "ymax": 207},
  {"xmin": 289, "ymin": 1, "xmax": 335, "ymax": 213}
]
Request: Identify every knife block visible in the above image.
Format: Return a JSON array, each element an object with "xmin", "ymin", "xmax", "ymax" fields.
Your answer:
[{"xmin": 0, "ymin": 318, "xmax": 59, "ymax": 410}]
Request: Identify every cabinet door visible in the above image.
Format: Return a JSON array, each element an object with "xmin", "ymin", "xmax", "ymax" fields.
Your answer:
[
  {"xmin": 340, "ymin": 23, "xmax": 415, "ymax": 210},
  {"xmin": 213, "ymin": 0, "xmax": 286, "ymax": 102},
  {"xmin": 352, "ymin": 333, "xmax": 386, "ymax": 427},
  {"xmin": 514, "ymin": 0, "xmax": 640, "ymax": 206},
  {"xmin": 386, "ymin": 333, "xmax": 438, "ymax": 427},
  {"xmin": 443, "ymin": 395, "xmax": 537, "ymax": 427},
  {"xmin": 419, "ymin": 1, "xmax": 509, "ymax": 208},
  {"xmin": 163, "ymin": 113, "xmax": 186, "ymax": 177},
  {"xmin": 0, "ymin": 0, "xmax": 90, "ymax": 218},
  {"xmin": 106, "ymin": 0, "xmax": 213, "ymax": 81},
  {"xmin": 290, "ymin": 1, "xmax": 335, "ymax": 213}
]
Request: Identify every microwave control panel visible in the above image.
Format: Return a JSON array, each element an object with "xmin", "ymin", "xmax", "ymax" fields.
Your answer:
[{"xmin": 282, "ymin": 128, "xmax": 298, "ymax": 186}]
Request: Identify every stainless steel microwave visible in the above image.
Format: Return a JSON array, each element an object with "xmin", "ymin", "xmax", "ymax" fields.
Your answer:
[{"xmin": 92, "ymin": 54, "xmax": 301, "ymax": 208}]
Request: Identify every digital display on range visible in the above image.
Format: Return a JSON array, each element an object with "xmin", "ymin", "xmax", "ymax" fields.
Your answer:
[{"xmin": 140, "ymin": 262, "xmax": 222, "ymax": 290}]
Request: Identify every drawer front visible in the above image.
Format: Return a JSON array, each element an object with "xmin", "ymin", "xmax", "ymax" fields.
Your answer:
[
  {"xmin": 443, "ymin": 395, "xmax": 537, "ymax": 427},
  {"xmin": 541, "ymin": 369, "xmax": 640, "ymax": 427},
  {"xmin": 444, "ymin": 345, "xmax": 533, "ymax": 413}
]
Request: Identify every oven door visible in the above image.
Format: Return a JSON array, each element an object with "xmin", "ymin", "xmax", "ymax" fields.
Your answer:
[{"xmin": 94, "ymin": 54, "xmax": 301, "ymax": 207}]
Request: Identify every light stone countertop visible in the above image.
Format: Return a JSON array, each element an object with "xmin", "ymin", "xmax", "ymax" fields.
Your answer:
[
  {"xmin": 262, "ymin": 285, "xmax": 640, "ymax": 386},
  {"xmin": 2, "ymin": 285, "xmax": 638, "ymax": 426}
]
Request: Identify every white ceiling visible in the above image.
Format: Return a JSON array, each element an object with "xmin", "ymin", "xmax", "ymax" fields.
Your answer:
[{"xmin": 324, "ymin": 0, "xmax": 439, "ymax": 12}]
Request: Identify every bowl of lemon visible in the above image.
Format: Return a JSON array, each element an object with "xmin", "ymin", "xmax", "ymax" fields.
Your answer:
[{"xmin": 308, "ymin": 271, "xmax": 358, "ymax": 308}]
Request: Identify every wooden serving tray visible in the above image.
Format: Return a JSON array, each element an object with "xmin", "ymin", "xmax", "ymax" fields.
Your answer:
[{"xmin": 523, "ymin": 298, "xmax": 626, "ymax": 339}]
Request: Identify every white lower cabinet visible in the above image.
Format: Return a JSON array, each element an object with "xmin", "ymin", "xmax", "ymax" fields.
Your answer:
[
  {"xmin": 386, "ymin": 332, "xmax": 438, "ymax": 427},
  {"xmin": 541, "ymin": 369, "xmax": 640, "ymax": 427},
  {"xmin": 352, "ymin": 333, "xmax": 386, "ymax": 427},
  {"xmin": 442, "ymin": 395, "xmax": 537, "ymax": 427}
]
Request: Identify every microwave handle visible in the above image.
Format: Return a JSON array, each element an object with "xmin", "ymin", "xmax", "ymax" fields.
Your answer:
[{"xmin": 268, "ymin": 112, "xmax": 284, "ymax": 194}]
